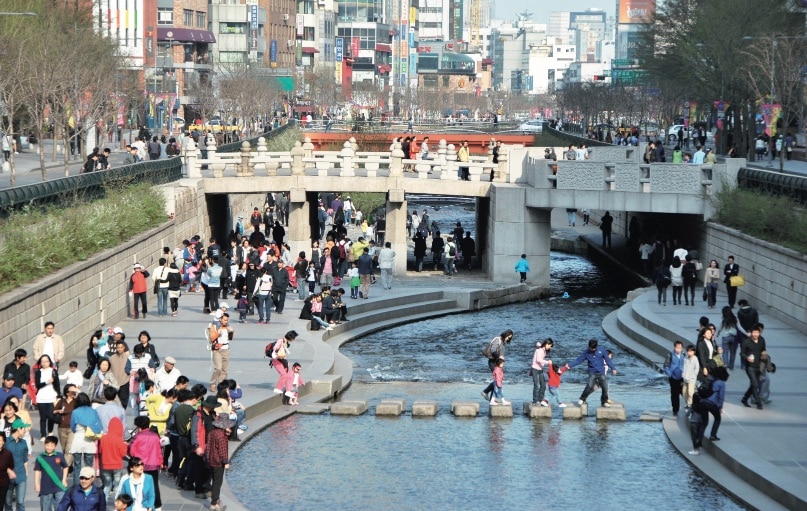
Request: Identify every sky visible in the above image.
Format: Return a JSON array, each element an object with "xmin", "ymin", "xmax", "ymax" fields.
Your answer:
[{"xmin": 493, "ymin": 0, "xmax": 616, "ymax": 24}]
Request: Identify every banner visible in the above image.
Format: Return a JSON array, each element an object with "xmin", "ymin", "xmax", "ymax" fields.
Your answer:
[{"xmin": 618, "ymin": 0, "xmax": 655, "ymax": 24}]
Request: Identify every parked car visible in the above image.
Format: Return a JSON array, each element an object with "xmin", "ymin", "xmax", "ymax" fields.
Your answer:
[
  {"xmin": 518, "ymin": 120, "xmax": 544, "ymax": 133},
  {"xmin": 667, "ymin": 124, "xmax": 693, "ymax": 143}
]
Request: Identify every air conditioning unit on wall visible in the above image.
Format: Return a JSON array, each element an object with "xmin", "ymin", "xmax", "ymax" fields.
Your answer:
[{"xmin": 283, "ymin": 14, "xmax": 289, "ymax": 21}]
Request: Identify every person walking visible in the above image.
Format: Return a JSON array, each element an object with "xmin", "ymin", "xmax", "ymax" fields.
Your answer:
[
  {"xmin": 723, "ymin": 256, "xmax": 740, "ymax": 308},
  {"xmin": 600, "ymin": 211, "xmax": 613, "ymax": 248},
  {"xmin": 443, "ymin": 237, "xmax": 457, "ymax": 277},
  {"xmin": 208, "ymin": 314, "xmax": 234, "ymax": 393},
  {"xmin": 696, "ymin": 366, "xmax": 729, "ymax": 444},
  {"xmin": 514, "ymin": 254, "xmax": 530, "ymax": 283},
  {"xmin": 740, "ymin": 325, "xmax": 766, "ymax": 410},
  {"xmin": 663, "ymin": 341, "xmax": 685, "ymax": 416},
  {"xmin": 128, "ymin": 264, "xmax": 150, "ymax": 319},
  {"xmin": 481, "ymin": 330, "xmax": 513, "ymax": 400},
  {"xmin": 565, "ymin": 339, "xmax": 618, "ymax": 407},
  {"xmin": 530, "ymin": 338, "xmax": 554, "ymax": 407},
  {"xmin": 205, "ymin": 415, "xmax": 234, "ymax": 511},
  {"xmin": 378, "ymin": 242, "xmax": 395, "ymax": 290},
  {"xmin": 357, "ymin": 248, "xmax": 373, "ymax": 299}
]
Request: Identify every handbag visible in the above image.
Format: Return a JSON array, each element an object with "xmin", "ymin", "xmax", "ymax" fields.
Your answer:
[
  {"xmin": 695, "ymin": 261, "xmax": 703, "ymax": 271},
  {"xmin": 85, "ymin": 426, "xmax": 103, "ymax": 441},
  {"xmin": 729, "ymin": 275, "xmax": 745, "ymax": 287},
  {"xmin": 702, "ymin": 289, "xmax": 708, "ymax": 302}
]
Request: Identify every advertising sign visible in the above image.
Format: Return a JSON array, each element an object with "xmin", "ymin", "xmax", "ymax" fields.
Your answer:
[
  {"xmin": 296, "ymin": 14, "xmax": 304, "ymax": 37},
  {"xmin": 335, "ymin": 37, "xmax": 344, "ymax": 62},
  {"xmin": 618, "ymin": 0, "xmax": 656, "ymax": 24},
  {"xmin": 270, "ymin": 40, "xmax": 277, "ymax": 63},
  {"xmin": 351, "ymin": 37, "xmax": 359, "ymax": 57}
]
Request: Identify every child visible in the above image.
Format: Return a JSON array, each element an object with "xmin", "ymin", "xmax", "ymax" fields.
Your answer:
[
  {"xmin": 514, "ymin": 254, "xmax": 530, "ymax": 283},
  {"xmin": 306, "ymin": 261, "xmax": 318, "ymax": 295},
  {"xmin": 546, "ymin": 360, "xmax": 567, "ymax": 407},
  {"xmin": 490, "ymin": 357, "xmax": 510, "ymax": 406},
  {"xmin": 33, "ymin": 435, "xmax": 69, "ymax": 510},
  {"xmin": 682, "ymin": 344, "xmax": 700, "ymax": 409},
  {"xmin": 59, "ymin": 361, "xmax": 84, "ymax": 389},
  {"xmin": 348, "ymin": 262, "xmax": 360, "ymax": 299},
  {"xmin": 97, "ymin": 417, "xmax": 128, "ymax": 499},
  {"xmin": 290, "ymin": 362, "xmax": 305, "ymax": 405},
  {"xmin": 235, "ymin": 293, "xmax": 249, "ymax": 323},
  {"xmin": 227, "ymin": 380, "xmax": 248, "ymax": 431},
  {"xmin": 115, "ymin": 494, "xmax": 134, "ymax": 511},
  {"xmin": 752, "ymin": 350, "xmax": 775, "ymax": 405}
]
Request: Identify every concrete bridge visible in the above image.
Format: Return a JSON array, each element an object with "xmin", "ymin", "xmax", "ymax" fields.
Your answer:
[{"xmin": 180, "ymin": 135, "xmax": 742, "ymax": 288}]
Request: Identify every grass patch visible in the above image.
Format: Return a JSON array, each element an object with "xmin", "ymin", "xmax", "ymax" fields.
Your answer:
[
  {"xmin": 344, "ymin": 192, "xmax": 387, "ymax": 222},
  {"xmin": 266, "ymin": 127, "xmax": 302, "ymax": 152},
  {"xmin": 713, "ymin": 185, "xmax": 807, "ymax": 253},
  {"xmin": 0, "ymin": 183, "xmax": 166, "ymax": 294}
]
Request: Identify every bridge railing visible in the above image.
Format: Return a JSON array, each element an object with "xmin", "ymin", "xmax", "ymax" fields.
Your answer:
[
  {"xmin": 183, "ymin": 136, "xmax": 509, "ymax": 183},
  {"xmin": 526, "ymin": 155, "xmax": 717, "ymax": 195}
]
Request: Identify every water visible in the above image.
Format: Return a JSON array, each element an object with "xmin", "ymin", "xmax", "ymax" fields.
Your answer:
[{"xmin": 228, "ymin": 253, "xmax": 747, "ymax": 511}]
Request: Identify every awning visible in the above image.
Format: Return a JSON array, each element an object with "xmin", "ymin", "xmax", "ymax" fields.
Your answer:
[
  {"xmin": 302, "ymin": 47, "xmax": 320, "ymax": 54},
  {"xmin": 375, "ymin": 43, "xmax": 392, "ymax": 53},
  {"xmin": 158, "ymin": 28, "xmax": 216, "ymax": 44},
  {"xmin": 377, "ymin": 64, "xmax": 391, "ymax": 74}
]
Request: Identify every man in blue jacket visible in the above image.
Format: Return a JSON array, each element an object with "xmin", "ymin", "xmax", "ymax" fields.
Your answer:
[
  {"xmin": 663, "ymin": 341, "xmax": 686, "ymax": 416},
  {"xmin": 565, "ymin": 339, "xmax": 618, "ymax": 407},
  {"xmin": 57, "ymin": 467, "xmax": 106, "ymax": 511}
]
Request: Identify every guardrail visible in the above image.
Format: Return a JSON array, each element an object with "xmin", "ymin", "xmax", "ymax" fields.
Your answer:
[
  {"xmin": 737, "ymin": 166, "xmax": 807, "ymax": 204},
  {"xmin": 217, "ymin": 120, "xmax": 296, "ymax": 153},
  {"xmin": 0, "ymin": 158, "xmax": 182, "ymax": 213}
]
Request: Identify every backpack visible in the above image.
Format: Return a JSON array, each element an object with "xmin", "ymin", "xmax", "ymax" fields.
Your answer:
[
  {"xmin": 684, "ymin": 262, "xmax": 698, "ymax": 282},
  {"xmin": 448, "ymin": 243, "xmax": 456, "ymax": 257},
  {"xmin": 338, "ymin": 243, "xmax": 347, "ymax": 259},
  {"xmin": 264, "ymin": 341, "xmax": 275, "ymax": 358},
  {"xmin": 697, "ymin": 378, "xmax": 714, "ymax": 399}
]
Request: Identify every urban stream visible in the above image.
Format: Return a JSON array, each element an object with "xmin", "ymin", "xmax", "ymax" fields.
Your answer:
[{"xmin": 229, "ymin": 201, "xmax": 747, "ymax": 510}]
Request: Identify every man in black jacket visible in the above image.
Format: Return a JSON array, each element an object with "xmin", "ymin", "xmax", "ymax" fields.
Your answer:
[{"xmin": 271, "ymin": 260, "xmax": 290, "ymax": 314}]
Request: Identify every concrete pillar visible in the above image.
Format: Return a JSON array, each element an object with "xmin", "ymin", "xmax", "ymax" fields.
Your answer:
[
  {"xmin": 340, "ymin": 141, "xmax": 355, "ymax": 176},
  {"xmin": 183, "ymin": 138, "xmax": 199, "ymax": 178},
  {"xmin": 436, "ymin": 139, "xmax": 447, "ymax": 178},
  {"xmin": 238, "ymin": 141, "xmax": 253, "ymax": 177},
  {"xmin": 385, "ymin": 189, "xmax": 407, "ymax": 276},
  {"xmin": 487, "ymin": 138, "xmax": 495, "ymax": 162},
  {"xmin": 486, "ymin": 185, "xmax": 550, "ymax": 288},
  {"xmin": 302, "ymin": 137, "xmax": 315, "ymax": 169},
  {"xmin": 207, "ymin": 139, "xmax": 222, "ymax": 178},
  {"xmin": 290, "ymin": 141, "xmax": 304, "ymax": 175},
  {"xmin": 443, "ymin": 143, "xmax": 457, "ymax": 180},
  {"xmin": 255, "ymin": 136, "xmax": 269, "ymax": 176},
  {"xmin": 349, "ymin": 136, "xmax": 358, "ymax": 152},
  {"xmin": 389, "ymin": 140, "xmax": 404, "ymax": 177},
  {"xmin": 287, "ymin": 188, "xmax": 311, "ymax": 255}
]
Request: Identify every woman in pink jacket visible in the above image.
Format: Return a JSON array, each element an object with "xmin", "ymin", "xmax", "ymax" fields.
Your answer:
[
  {"xmin": 129, "ymin": 415, "xmax": 164, "ymax": 510},
  {"xmin": 531, "ymin": 338, "xmax": 554, "ymax": 407},
  {"xmin": 271, "ymin": 330, "xmax": 299, "ymax": 404}
]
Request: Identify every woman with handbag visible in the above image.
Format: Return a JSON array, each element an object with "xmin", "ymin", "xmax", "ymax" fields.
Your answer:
[
  {"xmin": 703, "ymin": 259, "xmax": 721, "ymax": 309},
  {"xmin": 271, "ymin": 330, "xmax": 299, "ymax": 404},
  {"xmin": 69, "ymin": 392, "xmax": 103, "ymax": 486}
]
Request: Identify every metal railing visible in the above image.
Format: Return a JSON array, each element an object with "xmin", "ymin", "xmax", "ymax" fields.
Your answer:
[
  {"xmin": 0, "ymin": 158, "xmax": 182, "ymax": 213},
  {"xmin": 737, "ymin": 167, "xmax": 807, "ymax": 204}
]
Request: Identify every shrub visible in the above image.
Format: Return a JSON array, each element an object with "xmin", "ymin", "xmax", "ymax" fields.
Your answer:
[{"xmin": 0, "ymin": 183, "xmax": 166, "ymax": 293}]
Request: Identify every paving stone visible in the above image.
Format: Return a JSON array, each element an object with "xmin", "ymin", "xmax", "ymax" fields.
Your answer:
[
  {"xmin": 450, "ymin": 400, "xmax": 480, "ymax": 417},
  {"xmin": 376, "ymin": 399, "xmax": 406, "ymax": 416},
  {"xmin": 522, "ymin": 402, "xmax": 552, "ymax": 418},
  {"xmin": 563, "ymin": 405, "xmax": 585, "ymax": 420},
  {"xmin": 489, "ymin": 402, "xmax": 514, "ymax": 417},
  {"xmin": 596, "ymin": 403, "xmax": 627, "ymax": 421}
]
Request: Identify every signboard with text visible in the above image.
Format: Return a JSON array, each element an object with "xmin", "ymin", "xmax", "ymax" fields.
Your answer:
[
  {"xmin": 618, "ymin": 0, "xmax": 655, "ymax": 24},
  {"xmin": 335, "ymin": 37, "xmax": 343, "ymax": 62}
]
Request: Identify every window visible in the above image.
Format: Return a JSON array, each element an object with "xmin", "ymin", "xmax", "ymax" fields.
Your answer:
[
  {"xmin": 183, "ymin": 10, "xmax": 193, "ymax": 26},
  {"xmin": 196, "ymin": 12, "xmax": 206, "ymax": 29},
  {"xmin": 157, "ymin": 8, "xmax": 173, "ymax": 26},
  {"xmin": 442, "ymin": 75, "xmax": 450, "ymax": 87},
  {"xmin": 423, "ymin": 75, "xmax": 438, "ymax": 88},
  {"xmin": 219, "ymin": 51, "xmax": 247, "ymax": 64},
  {"xmin": 220, "ymin": 22, "xmax": 246, "ymax": 34}
]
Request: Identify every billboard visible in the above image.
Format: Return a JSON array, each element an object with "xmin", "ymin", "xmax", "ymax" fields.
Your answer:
[{"xmin": 618, "ymin": 0, "xmax": 655, "ymax": 24}]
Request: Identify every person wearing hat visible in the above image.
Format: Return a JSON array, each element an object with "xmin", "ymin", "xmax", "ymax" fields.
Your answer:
[
  {"xmin": 128, "ymin": 263, "xmax": 151, "ymax": 319},
  {"xmin": 0, "ymin": 373, "xmax": 23, "ymax": 406},
  {"xmin": 154, "ymin": 356, "xmax": 181, "ymax": 393},
  {"xmin": 211, "ymin": 302, "xmax": 229, "ymax": 324},
  {"xmin": 206, "ymin": 414, "xmax": 234, "ymax": 511},
  {"xmin": 5, "ymin": 418, "xmax": 29, "ymax": 511},
  {"xmin": 57, "ymin": 466, "xmax": 106, "ymax": 510}
]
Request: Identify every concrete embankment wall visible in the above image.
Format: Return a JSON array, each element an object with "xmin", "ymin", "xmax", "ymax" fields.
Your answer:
[
  {"xmin": 698, "ymin": 223, "xmax": 807, "ymax": 333},
  {"xmin": 0, "ymin": 181, "xmax": 208, "ymax": 362}
]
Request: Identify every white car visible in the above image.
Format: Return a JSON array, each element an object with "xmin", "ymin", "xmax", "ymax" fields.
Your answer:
[
  {"xmin": 667, "ymin": 125, "xmax": 692, "ymax": 143},
  {"xmin": 518, "ymin": 120, "xmax": 544, "ymax": 133}
]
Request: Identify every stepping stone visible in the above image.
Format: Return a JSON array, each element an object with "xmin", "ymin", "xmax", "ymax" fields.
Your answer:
[
  {"xmin": 412, "ymin": 400, "xmax": 439, "ymax": 416},
  {"xmin": 596, "ymin": 403, "xmax": 627, "ymax": 421},
  {"xmin": 489, "ymin": 402, "xmax": 514, "ymax": 418},
  {"xmin": 639, "ymin": 411, "xmax": 665, "ymax": 422},
  {"xmin": 563, "ymin": 404, "xmax": 586, "ymax": 420},
  {"xmin": 296, "ymin": 404, "xmax": 330, "ymax": 415},
  {"xmin": 376, "ymin": 399, "xmax": 406, "ymax": 416},
  {"xmin": 522, "ymin": 402, "xmax": 552, "ymax": 418},
  {"xmin": 330, "ymin": 400, "xmax": 368, "ymax": 416},
  {"xmin": 450, "ymin": 400, "xmax": 480, "ymax": 417}
]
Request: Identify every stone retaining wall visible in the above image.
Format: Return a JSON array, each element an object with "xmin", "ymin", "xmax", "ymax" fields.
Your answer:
[
  {"xmin": 699, "ymin": 223, "xmax": 807, "ymax": 333},
  {"xmin": 0, "ymin": 182, "xmax": 208, "ymax": 363}
]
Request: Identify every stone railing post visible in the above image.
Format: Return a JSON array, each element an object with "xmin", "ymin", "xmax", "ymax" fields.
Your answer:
[
  {"xmin": 435, "ymin": 139, "xmax": 447, "ymax": 178},
  {"xmin": 255, "ymin": 136, "xmax": 270, "ymax": 176},
  {"xmin": 302, "ymin": 137, "xmax": 315, "ymax": 169},
  {"xmin": 488, "ymin": 138, "xmax": 495, "ymax": 162},
  {"xmin": 290, "ymin": 141, "xmax": 304, "ymax": 175},
  {"xmin": 444, "ymin": 143, "xmax": 457, "ymax": 180},
  {"xmin": 389, "ymin": 140, "xmax": 404, "ymax": 177},
  {"xmin": 494, "ymin": 147, "xmax": 509, "ymax": 182},
  {"xmin": 340, "ymin": 141, "xmax": 355, "ymax": 176},
  {"xmin": 207, "ymin": 138, "xmax": 223, "ymax": 178},
  {"xmin": 183, "ymin": 138, "xmax": 199, "ymax": 178},
  {"xmin": 349, "ymin": 136, "xmax": 358, "ymax": 152},
  {"xmin": 238, "ymin": 141, "xmax": 253, "ymax": 177}
]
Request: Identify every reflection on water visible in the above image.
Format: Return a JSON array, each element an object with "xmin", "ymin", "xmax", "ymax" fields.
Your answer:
[{"xmin": 228, "ymin": 253, "xmax": 746, "ymax": 511}]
